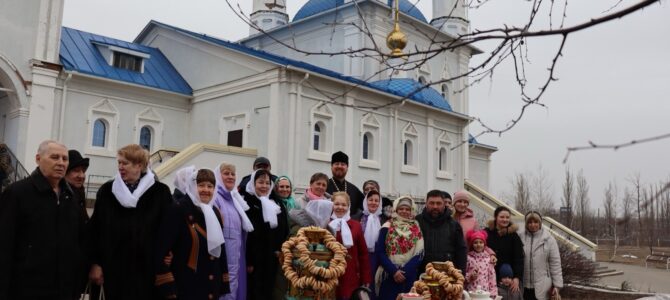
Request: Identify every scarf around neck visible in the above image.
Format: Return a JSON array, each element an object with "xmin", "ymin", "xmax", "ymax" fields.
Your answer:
[
  {"xmin": 275, "ymin": 175, "xmax": 297, "ymax": 211},
  {"xmin": 245, "ymin": 170, "xmax": 281, "ymax": 228},
  {"xmin": 306, "ymin": 188, "xmax": 326, "ymax": 201},
  {"xmin": 329, "ymin": 211, "xmax": 353, "ymax": 248},
  {"xmin": 213, "ymin": 164, "xmax": 254, "ymax": 233},
  {"xmin": 181, "ymin": 166, "xmax": 225, "ymax": 258},
  {"xmin": 363, "ymin": 195, "xmax": 382, "ymax": 252},
  {"xmin": 112, "ymin": 170, "xmax": 155, "ymax": 208}
]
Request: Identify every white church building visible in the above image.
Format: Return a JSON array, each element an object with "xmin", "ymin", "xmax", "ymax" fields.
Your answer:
[
  {"xmin": 1, "ymin": 0, "xmax": 598, "ymax": 259},
  {"xmin": 0, "ymin": 0, "xmax": 497, "ymax": 195}
]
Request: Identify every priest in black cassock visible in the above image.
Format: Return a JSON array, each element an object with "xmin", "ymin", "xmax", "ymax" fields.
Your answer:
[{"xmin": 326, "ymin": 151, "xmax": 364, "ymax": 218}]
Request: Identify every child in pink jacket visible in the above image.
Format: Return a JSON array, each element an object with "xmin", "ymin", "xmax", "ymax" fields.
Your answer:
[{"xmin": 465, "ymin": 230, "xmax": 498, "ymax": 298}]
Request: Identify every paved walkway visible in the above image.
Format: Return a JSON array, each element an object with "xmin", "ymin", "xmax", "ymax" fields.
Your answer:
[{"xmin": 598, "ymin": 262, "xmax": 670, "ymax": 293}]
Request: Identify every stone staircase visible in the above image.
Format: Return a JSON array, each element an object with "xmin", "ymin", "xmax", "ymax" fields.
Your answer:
[
  {"xmin": 594, "ymin": 263, "xmax": 624, "ymax": 278},
  {"xmin": 464, "ymin": 179, "xmax": 598, "ymax": 261}
]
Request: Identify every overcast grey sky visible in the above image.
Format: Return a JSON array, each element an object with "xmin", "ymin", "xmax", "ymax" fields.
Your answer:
[{"xmin": 62, "ymin": 0, "xmax": 670, "ymax": 209}]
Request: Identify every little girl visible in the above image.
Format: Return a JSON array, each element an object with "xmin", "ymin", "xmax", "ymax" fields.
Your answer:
[{"xmin": 465, "ymin": 230, "xmax": 498, "ymax": 298}]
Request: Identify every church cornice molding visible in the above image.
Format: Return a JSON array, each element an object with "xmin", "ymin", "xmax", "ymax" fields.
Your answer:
[
  {"xmin": 64, "ymin": 87, "xmax": 189, "ymax": 113},
  {"xmin": 192, "ymin": 69, "xmax": 282, "ymax": 103}
]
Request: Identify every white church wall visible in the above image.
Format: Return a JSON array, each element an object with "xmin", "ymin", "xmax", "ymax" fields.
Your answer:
[
  {"xmin": 59, "ymin": 77, "xmax": 190, "ymax": 179},
  {"xmin": 247, "ymin": 22, "xmax": 348, "ymax": 76},
  {"xmin": 0, "ymin": 0, "xmax": 50, "ymax": 78},
  {"xmin": 190, "ymin": 85, "xmax": 271, "ymax": 150},
  {"xmin": 142, "ymin": 28, "xmax": 277, "ymax": 91},
  {"xmin": 469, "ymin": 147, "xmax": 492, "ymax": 191},
  {"xmin": 292, "ymin": 86, "xmax": 347, "ymax": 189}
]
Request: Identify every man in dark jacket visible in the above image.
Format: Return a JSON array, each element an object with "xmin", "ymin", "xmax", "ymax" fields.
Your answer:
[
  {"xmin": 0, "ymin": 140, "xmax": 86, "ymax": 300},
  {"xmin": 237, "ymin": 156, "xmax": 277, "ymax": 196},
  {"xmin": 416, "ymin": 189, "xmax": 467, "ymax": 274},
  {"xmin": 64, "ymin": 149, "xmax": 90, "ymax": 222}
]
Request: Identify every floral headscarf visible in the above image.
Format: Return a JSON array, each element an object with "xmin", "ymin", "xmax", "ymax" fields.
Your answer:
[{"xmin": 383, "ymin": 196, "xmax": 424, "ymax": 266}]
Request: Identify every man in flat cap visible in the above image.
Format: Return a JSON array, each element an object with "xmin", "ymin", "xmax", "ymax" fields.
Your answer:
[
  {"xmin": 65, "ymin": 149, "xmax": 90, "ymax": 222},
  {"xmin": 237, "ymin": 156, "xmax": 277, "ymax": 197},
  {"xmin": 326, "ymin": 151, "xmax": 364, "ymax": 217}
]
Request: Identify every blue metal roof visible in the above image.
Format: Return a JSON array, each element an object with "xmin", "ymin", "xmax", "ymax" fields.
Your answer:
[
  {"xmin": 140, "ymin": 21, "xmax": 453, "ymax": 112},
  {"xmin": 294, "ymin": 0, "xmax": 427, "ymax": 23},
  {"xmin": 370, "ymin": 78, "xmax": 452, "ymax": 111},
  {"xmin": 59, "ymin": 27, "xmax": 192, "ymax": 95}
]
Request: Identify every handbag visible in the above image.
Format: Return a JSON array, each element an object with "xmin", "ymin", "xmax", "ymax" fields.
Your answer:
[{"xmin": 80, "ymin": 282, "xmax": 105, "ymax": 300}]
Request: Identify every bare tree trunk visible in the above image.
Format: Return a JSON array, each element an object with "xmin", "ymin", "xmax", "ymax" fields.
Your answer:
[
  {"xmin": 576, "ymin": 170, "xmax": 590, "ymax": 235},
  {"xmin": 562, "ymin": 168, "xmax": 575, "ymax": 228}
]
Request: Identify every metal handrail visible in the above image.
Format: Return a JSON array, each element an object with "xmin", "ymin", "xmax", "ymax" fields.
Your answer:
[
  {"xmin": 149, "ymin": 149, "xmax": 180, "ymax": 165},
  {"xmin": 0, "ymin": 143, "xmax": 30, "ymax": 192}
]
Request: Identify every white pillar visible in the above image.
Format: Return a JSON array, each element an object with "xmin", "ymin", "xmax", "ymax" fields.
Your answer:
[{"xmin": 23, "ymin": 66, "xmax": 59, "ymax": 170}]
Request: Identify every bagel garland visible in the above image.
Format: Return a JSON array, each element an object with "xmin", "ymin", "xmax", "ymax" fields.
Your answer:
[
  {"xmin": 410, "ymin": 261, "xmax": 465, "ymax": 300},
  {"xmin": 281, "ymin": 226, "xmax": 347, "ymax": 296}
]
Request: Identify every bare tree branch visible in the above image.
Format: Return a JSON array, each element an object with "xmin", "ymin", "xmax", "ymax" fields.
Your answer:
[{"xmin": 563, "ymin": 132, "xmax": 670, "ymax": 163}]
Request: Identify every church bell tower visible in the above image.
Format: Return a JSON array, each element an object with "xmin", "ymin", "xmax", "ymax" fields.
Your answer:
[
  {"xmin": 249, "ymin": 0, "xmax": 289, "ymax": 36},
  {"xmin": 431, "ymin": 0, "xmax": 469, "ymax": 36}
]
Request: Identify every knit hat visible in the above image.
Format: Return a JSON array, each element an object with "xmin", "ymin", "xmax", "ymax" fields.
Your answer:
[
  {"xmin": 67, "ymin": 150, "xmax": 89, "ymax": 173},
  {"xmin": 525, "ymin": 211, "xmax": 543, "ymax": 228},
  {"xmin": 441, "ymin": 191, "xmax": 452, "ymax": 200},
  {"xmin": 466, "ymin": 229, "xmax": 488, "ymax": 249},
  {"xmin": 331, "ymin": 151, "xmax": 349, "ymax": 165},
  {"xmin": 453, "ymin": 190, "xmax": 469, "ymax": 203},
  {"xmin": 499, "ymin": 263, "xmax": 513, "ymax": 278},
  {"xmin": 253, "ymin": 157, "xmax": 271, "ymax": 169},
  {"xmin": 396, "ymin": 197, "xmax": 412, "ymax": 210}
]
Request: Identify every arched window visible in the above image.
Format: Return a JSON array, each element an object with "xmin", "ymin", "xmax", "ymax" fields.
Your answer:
[
  {"xmin": 404, "ymin": 140, "xmax": 413, "ymax": 166},
  {"xmin": 139, "ymin": 126, "xmax": 152, "ymax": 150},
  {"xmin": 313, "ymin": 122, "xmax": 323, "ymax": 151},
  {"xmin": 362, "ymin": 132, "xmax": 372, "ymax": 160},
  {"xmin": 439, "ymin": 147, "xmax": 447, "ymax": 171},
  {"xmin": 92, "ymin": 119, "xmax": 106, "ymax": 147},
  {"xmin": 441, "ymin": 84, "xmax": 449, "ymax": 99}
]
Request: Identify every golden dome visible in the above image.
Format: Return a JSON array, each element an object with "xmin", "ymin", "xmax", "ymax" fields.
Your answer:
[
  {"xmin": 387, "ymin": 22, "xmax": 407, "ymax": 58},
  {"xmin": 386, "ymin": 0, "xmax": 407, "ymax": 58}
]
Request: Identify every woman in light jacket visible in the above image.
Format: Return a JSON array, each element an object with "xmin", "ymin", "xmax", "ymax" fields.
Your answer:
[{"xmin": 521, "ymin": 211, "xmax": 563, "ymax": 300}]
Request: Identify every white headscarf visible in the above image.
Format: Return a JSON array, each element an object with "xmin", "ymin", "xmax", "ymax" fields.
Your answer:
[
  {"xmin": 182, "ymin": 166, "xmax": 225, "ymax": 258},
  {"xmin": 304, "ymin": 199, "xmax": 333, "ymax": 229},
  {"xmin": 245, "ymin": 170, "xmax": 281, "ymax": 228},
  {"xmin": 173, "ymin": 167, "xmax": 192, "ymax": 194},
  {"xmin": 329, "ymin": 208, "xmax": 353, "ymax": 248},
  {"xmin": 112, "ymin": 168, "xmax": 156, "ymax": 208},
  {"xmin": 363, "ymin": 193, "xmax": 382, "ymax": 252},
  {"xmin": 213, "ymin": 163, "xmax": 254, "ymax": 232}
]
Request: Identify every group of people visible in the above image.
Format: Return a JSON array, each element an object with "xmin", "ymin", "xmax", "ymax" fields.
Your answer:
[{"xmin": 0, "ymin": 140, "xmax": 564, "ymax": 300}]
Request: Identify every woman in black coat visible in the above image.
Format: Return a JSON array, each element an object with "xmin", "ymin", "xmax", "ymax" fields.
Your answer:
[
  {"xmin": 88, "ymin": 144, "xmax": 173, "ymax": 300},
  {"xmin": 485, "ymin": 206, "xmax": 524, "ymax": 298},
  {"xmin": 155, "ymin": 167, "xmax": 229, "ymax": 300},
  {"xmin": 244, "ymin": 169, "xmax": 288, "ymax": 300}
]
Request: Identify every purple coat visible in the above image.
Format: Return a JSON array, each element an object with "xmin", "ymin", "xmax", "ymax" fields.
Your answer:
[{"xmin": 215, "ymin": 188, "xmax": 247, "ymax": 300}]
